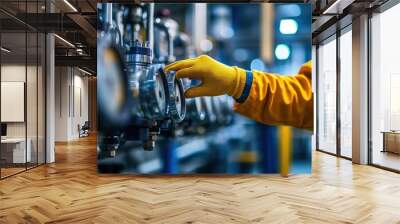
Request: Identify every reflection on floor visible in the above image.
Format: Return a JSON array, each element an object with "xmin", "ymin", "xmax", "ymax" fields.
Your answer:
[
  {"xmin": 0, "ymin": 167, "xmax": 25, "ymax": 177},
  {"xmin": 0, "ymin": 135, "xmax": 400, "ymax": 223},
  {"xmin": 0, "ymin": 163, "xmax": 42, "ymax": 178},
  {"xmin": 373, "ymin": 150, "xmax": 400, "ymax": 171},
  {"xmin": 340, "ymin": 147, "xmax": 352, "ymax": 159}
]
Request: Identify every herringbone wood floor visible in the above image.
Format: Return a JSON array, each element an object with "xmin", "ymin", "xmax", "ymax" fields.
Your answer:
[{"xmin": 1, "ymin": 135, "xmax": 400, "ymax": 224}]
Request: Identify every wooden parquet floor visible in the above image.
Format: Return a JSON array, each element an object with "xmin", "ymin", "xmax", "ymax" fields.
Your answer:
[{"xmin": 1, "ymin": 135, "xmax": 400, "ymax": 224}]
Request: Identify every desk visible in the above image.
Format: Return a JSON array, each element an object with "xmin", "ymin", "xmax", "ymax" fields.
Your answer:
[
  {"xmin": 382, "ymin": 131, "xmax": 400, "ymax": 154},
  {"xmin": 1, "ymin": 138, "xmax": 31, "ymax": 163}
]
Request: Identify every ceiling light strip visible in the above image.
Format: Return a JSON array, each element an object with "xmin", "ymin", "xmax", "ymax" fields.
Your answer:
[
  {"xmin": 63, "ymin": 0, "xmax": 78, "ymax": 12},
  {"xmin": 78, "ymin": 67, "xmax": 93, "ymax": 76},
  {"xmin": 1, "ymin": 47, "xmax": 11, "ymax": 53},
  {"xmin": 323, "ymin": 0, "xmax": 355, "ymax": 15},
  {"xmin": 54, "ymin": 34, "xmax": 75, "ymax": 48}
]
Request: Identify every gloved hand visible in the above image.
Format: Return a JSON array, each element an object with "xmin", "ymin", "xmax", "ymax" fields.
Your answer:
[{"xmin": 164, "ymin": 55, "xmax": 246, "ymax": 98}]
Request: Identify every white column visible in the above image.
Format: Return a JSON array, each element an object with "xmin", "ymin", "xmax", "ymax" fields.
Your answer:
[
  {"xmin": 46, "ymin": 32, "xmax": 55, "ymax": 163},
  {"xmin": 352, "ymin": 14, "xmax": 369, "ymax": 164}
]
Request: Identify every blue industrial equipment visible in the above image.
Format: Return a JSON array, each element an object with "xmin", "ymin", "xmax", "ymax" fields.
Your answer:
[
  {"xmin": 98, "ymin": 4, "xmax": 186, "ymax": 156},
  {"xmin": 159, "ymin": 138, "xmax": 179, "ymax": 173},
  {"xmin": 258, "ymin": 124, "xmax": 279, "ymax": 173}
]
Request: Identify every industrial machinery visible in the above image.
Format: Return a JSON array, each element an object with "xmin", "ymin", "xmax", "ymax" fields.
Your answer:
[
  {"xmin": 98, "ymin": 3, "xmax": 186, "ymax": 157},
  {"xmin": 97, "ymin": 3, "xmax": 237, "ymax": 173}
]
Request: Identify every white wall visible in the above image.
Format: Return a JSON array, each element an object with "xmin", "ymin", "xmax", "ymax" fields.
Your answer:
[
  {"xmin": 55, "ymin": 66, "xmax": 69, "ymax": 141},
  {"xmin": 72, "ymin": 73, "xmax": 89, "ymax": 138},
  {"xmin": 55, "ymin": 67, "xmax": 89, "ymax": 141}
]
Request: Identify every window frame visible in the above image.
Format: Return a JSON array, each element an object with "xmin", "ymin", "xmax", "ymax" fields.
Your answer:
[
  {"xmin": 315, "ymin": 20, "xmax": 353, "ymax": 160},
  {"xmin": 367, "ymin": 0, "xmax": 400, "ymax": 173}
]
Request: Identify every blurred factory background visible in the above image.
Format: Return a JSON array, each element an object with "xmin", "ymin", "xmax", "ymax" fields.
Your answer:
[{"xmin": 96, "ymin": 3, "xmax": 312, "ymax": 174}]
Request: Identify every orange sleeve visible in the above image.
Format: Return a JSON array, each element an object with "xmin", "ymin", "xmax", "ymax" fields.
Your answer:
[{"xmin": 233, "ymin": 61, "xmax": 313, "ymax": 130}]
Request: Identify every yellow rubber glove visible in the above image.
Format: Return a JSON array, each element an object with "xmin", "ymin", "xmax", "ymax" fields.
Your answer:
[{"xmin": 164, "ymin": 55, "xmax": 246, "ymax": 98}]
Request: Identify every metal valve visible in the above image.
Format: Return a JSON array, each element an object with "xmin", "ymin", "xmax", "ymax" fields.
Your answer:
[{"xmin": 125, "ymin": 40, "xmax": 171, "ymax": 120}]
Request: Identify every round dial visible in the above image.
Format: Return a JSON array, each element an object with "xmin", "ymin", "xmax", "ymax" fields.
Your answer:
[
  {"xmin": 138, "ymin": 65, "xmax": 169, "ymax": 119},
  {"xmin": 174, "ymin": 82, "xmax": 182, "ymax": 115},
  {"xmin": 154, "ymin": 74, "xmax": 167, "ymax": 115},
  {"xmin": 165, "ymin": 70, "xmax": 186, "ymax": 122}
]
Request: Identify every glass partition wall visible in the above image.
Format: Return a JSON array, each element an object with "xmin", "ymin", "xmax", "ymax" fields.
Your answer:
[
  {"xmin": 0, "ymin": 31, "xmax": 28, "ymax": 177},
  {"xmin": 316, "ymin": 26, "xmax": 353, "ymax": 159},
  {"xmin": 0, "ymin": 1, "xmax": 46, "ymax": 179}
]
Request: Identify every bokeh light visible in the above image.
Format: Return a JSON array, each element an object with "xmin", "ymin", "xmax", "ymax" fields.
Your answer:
[
  {"xmin": 199, "ymin": 39, "xmax": 213, "ymax": 52},
  {"xmin": 250, "ymin": 58, "xmax": 266, "ymax": 71},
  {"xmin": 233, "ymin": 49, "xmax": 249, "ymax": 62},
  {"xmin": 275, "ymin": 44, "xmax": 291, "ymax": 60},
  {"xmin": 279, "ymin": 19, "xmax": 298, "ymax": 34},
  {"xmin": 276, "ymin": 4, "xmax": 302, "ymax": 17}
]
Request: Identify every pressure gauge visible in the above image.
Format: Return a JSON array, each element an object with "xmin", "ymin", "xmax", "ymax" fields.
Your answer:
[
  {"xmin": 139, "ymin": 65, "xmax": 169, "ymax": 120},
  {"xmin": 165, "ymin": 70, "xmax": 186, "ymax": 122},
  {"xmin": 98, "ymin": 36, "xmax": 131, "ymax": 128}
]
